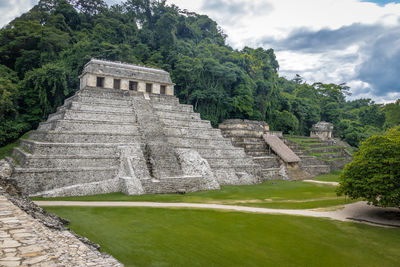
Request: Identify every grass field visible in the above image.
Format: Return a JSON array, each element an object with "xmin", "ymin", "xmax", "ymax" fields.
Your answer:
[
  {"xmin": 33, "ymin": 173, "xmax": 353, "ymax": 209},
  {"xmin": 45, "ymin": 206, "xmax": 400, "ymax": 267},
  {"xmin": 312, "ymin": 170, "xmax": 342, "ymax": 182}
]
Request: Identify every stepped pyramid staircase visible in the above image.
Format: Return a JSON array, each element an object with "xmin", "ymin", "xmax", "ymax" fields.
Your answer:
[
  {"xmin": 283, "ymin": 136, "xmax": 352, "ymax": 175},
  {"xmin": 219, "ymin": 120, "xmax": 283, "ymax": 180},
  {"xmin": 10, "ymin": 86, "xmax": 260, "ymax": 197},
  {"xmin": 150, "ymin": 95, "xmax": 260, "ymax": 185}
]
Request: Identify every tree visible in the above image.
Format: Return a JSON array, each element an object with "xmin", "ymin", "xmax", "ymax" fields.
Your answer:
[
  {"xmin": 70, "ymin": 0, "xmax": 107, "ymax": 15},
  {"xmin": 384, "ymin": 100, "xmax": 400, "ymax": 129},
  {"xmin": 271, "ymin": 110, "xmax": 299, "ymax": 134},
  {"xmin": 359, "ymin": 104, "xmax": 385, "ymax": 128},
  {"xmin": 19, "ymin": 62, "xmax": 69, "ymax": 125},
  {"xmin": 0, "ymin": 65, "xmax": 19, "ymax": 119},
  {"xmin": 321, "ymin": 102, "xmax": 341, "ymax": 125},
  {"xmin": 154, "ymin": 12, "xmax": 178, "ymax": 50},
  {"xmin": 337, "ymin": 128, "xmax": 400, "ymax": 208}
]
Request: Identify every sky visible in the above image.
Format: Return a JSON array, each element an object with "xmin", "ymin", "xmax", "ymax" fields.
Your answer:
[{"xmin": 1, "ymin": 0, "xmax": 400, "ymax": 103}]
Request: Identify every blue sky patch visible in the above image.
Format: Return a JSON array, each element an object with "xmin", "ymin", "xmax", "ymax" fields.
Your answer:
[{"xmin": 361, "ymin": 0, "xmax": 400, "ymax": 6}]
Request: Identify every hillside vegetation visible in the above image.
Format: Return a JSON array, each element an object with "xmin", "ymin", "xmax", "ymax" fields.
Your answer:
[{"xmin": 1, "ymin": 0, "xmax": 399, "ymax": 148}]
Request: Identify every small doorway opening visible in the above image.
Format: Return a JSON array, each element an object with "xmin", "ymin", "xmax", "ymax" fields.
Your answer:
[
  {"xmin": 96, "ymin": 77, "xmax": 105, "ymax": 88},
  {"xmin": 160, "ymin": 85, "xmax": 166, "ymax": 95},
  {"xmin": 146, "ymin": 83, "xmax": 152, "ymax": 93},
  {"xmin": 113, "ymin": 79, "xmax": 121, "ymax": 89},
  {"xmin": 129, "ymin": 81, "xmax": 138, "ymax": 91}
]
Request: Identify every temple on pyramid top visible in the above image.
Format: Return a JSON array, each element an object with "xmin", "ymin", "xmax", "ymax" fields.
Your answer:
[{"xmin": 79, "ymin": 58, "xmax": 175, "ymax": 95}]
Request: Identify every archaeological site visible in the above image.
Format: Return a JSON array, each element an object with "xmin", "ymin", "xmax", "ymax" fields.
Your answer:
[{"xmin": 7, "ymin": 59, "xmax": 352, "ymax": 197}]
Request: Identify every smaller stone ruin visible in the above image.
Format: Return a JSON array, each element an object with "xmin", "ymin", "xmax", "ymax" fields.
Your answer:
[
  {"xmin": 310, "ymin": 121, "xmax": 334, "ymax": 140},
  {"xmin": 219, "ymin": 119, "xmax": 312, "ymax": 180}
]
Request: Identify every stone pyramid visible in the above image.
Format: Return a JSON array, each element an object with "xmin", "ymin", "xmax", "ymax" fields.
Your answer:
[{"xmin": 10, "ymin": 59, "xmax": 261, "ymax": 197}]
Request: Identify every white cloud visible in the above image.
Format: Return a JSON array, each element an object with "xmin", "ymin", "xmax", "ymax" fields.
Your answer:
[
  {"xmin": 0, "ymin": 0, "xmax": 35, "ymax": 28},
  {"xmin": 169, "ymin": 0, "xmax": 400, "ymax": 47},
  {"xmin": 169, "ymin": 0, "xmax": 400, "ymax": 103}
]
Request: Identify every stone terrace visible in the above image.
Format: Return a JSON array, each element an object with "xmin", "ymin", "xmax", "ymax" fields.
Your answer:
[
  {"xmin": 0, "ymin": 187, "xmax": 122, "ymax": 267},
  {"xmin": 284, "ymin": 136, "xmax": 352, "ymax": 175},
  {"xmin": 219, "ymin": 120, "xmax": 282, "ymax": 180}
]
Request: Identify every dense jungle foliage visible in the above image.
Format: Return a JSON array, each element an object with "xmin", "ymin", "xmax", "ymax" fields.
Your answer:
[{"xmin": 1, "ymin": 0, "xmax": 399, "ymax": 148}]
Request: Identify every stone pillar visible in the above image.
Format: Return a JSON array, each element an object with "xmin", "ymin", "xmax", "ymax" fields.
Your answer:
[
  {"xmin": 138, "ymin": 82, "xmax": 146, "ymax": 92},
  {"xmin": 104, "ymin": 76, "xmax": 113, "ymax": 89},
  {"xmin": 166, "ymin": 85, "xmax": 174, "ymax": 96},
  {"xmin": 121, "ymin": 79, "xmax": 129, "ymax": 90},
  {"xmin": 152, "ymin": 84, "xmax": 160, "ymax": 94},
  {"xmin": 81, "ymin": 74, "xmax": 97, "ymax": 89},
  {"xmin": 80, "ymin": 75, "xmax": 87, "ymax": 89},
  {"xmin": 87, "ymin": 74, "xmax": 96, "ymax": 87}
]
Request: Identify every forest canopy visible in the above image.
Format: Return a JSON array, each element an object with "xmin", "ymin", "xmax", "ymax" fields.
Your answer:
[{"xmin": 0, "ymin": 0, "xmax": 398, "ymax": 148}]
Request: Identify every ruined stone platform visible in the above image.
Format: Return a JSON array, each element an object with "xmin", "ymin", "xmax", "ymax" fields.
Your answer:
[
  {"xmin": 219, "ymin": 120, "xmax": 285, "ymax": 180},
  {"xmin": 0, "ymin": 187, "xmax": 121, "ymax": 267},
  {"xmin": 220, "ymin": 120, "xmax": 340, "ymax": 180},
  {"xmin": 283, "ymin": 136, "xmax": 352, "ymax": 175}
]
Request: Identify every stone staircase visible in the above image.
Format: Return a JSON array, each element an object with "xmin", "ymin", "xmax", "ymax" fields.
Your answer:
[
  {"xmin": 218, "ymin": 121, "xmax": 282, "ymax": 180},
  {"xmin": 283, "ymin": 136, "xmax": 352, "ymax": 175},
  {"xmin": 10, "ymin": 86, "xmax": 260, "ymax": 196},
  {"xmin": 150, "ymin": 95, "xmax": 261, "ymax": 185}
]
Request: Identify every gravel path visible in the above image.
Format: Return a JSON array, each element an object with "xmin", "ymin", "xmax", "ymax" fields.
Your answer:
[
  {"xmin": 303, "ymin": 180, "xmax": 339, "ymax": 186},
  {"xmin": 35, "ymin": 201, "xmax": 400, "ymax": 227}
]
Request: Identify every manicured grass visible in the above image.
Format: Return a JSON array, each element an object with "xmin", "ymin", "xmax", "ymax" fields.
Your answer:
[
  {"xmin": 308, "ymin": 152, "xmax": 340, "ymax": 158},
  {"xmin": 286, "ymin": 137, "xmax": 324, "ymax": 149},
  {"xmin": 314, "ymin": 170, "xmax": 343, "ymax": 182},
  {"xmin": 324, "ymin": 157, "xmax": 346, "ymax": 162},
  {"xmin": 286, "ymin": 137, "xmax": 320, "ymax": 143},
  {"xmin": 306, "ymin": 145, "xmax": 343, "ymax": 150},
  {"xmin": 33, "ymin": 179, "xmax": 354, "ymax": 209},
  {"xmin": 45, "ymin": 206, "xmax": 400, "ymax": 267}
]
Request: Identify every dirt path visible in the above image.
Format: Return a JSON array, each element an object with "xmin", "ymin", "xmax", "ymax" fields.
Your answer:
[
  {"xmin": 303, "ymin": 180, "xmax": 339, "ymax": 186},
  {"xmin": 35, "ymin": 201, "xmax": 400, "ymax": 227}
]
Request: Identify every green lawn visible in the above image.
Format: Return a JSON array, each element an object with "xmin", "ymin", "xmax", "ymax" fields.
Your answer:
[
  {"xmin": 45, "ymin": 206, "xmax": 400, "ymax": 267},
  {"xmin": 313, "ymin": 170, "xmax": 343, "ymax": 182},
  {"xmin": 308, "ymin": 152, "xmax": 341, "ymax": 158},
  {"xmin": 33, "ymin": 172, "xmax": 354, "ymax": 209}
]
